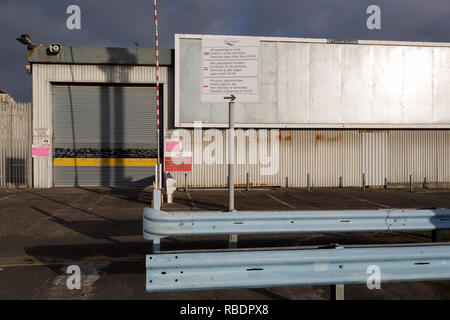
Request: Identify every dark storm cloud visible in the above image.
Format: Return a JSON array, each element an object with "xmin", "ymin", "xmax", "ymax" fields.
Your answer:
[{"xmin": 1, "ymin": 0, "xmax": 450, "ymax": 101}]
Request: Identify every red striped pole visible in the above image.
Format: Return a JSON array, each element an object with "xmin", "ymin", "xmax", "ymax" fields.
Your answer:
[{"xmin": 153, "ymin": 0, "xmax": 161, "ymax": 188}]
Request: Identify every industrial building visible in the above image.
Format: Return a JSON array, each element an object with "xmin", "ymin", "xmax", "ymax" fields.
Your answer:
[
  {"xmin": 27, "ymin": 35, "xmax": 450, "ymax": 189},
  {"xmin": 29, "ymin": 46, "xmax": 172, "ymax": 187}
]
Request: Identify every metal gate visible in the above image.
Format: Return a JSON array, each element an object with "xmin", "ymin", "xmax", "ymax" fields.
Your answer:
[
  {"xmin": 0, "ymin": 102, "xmax": 32, "ymax": 187},
  {"xmin": 52, "ymin": 85, "xmax": 157, "ymax": 187}
]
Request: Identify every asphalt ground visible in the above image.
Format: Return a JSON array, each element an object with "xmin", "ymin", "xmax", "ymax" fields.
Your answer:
[{"xmin": 0, "ymin": 186, "xmax": 450, "ymax": 300}]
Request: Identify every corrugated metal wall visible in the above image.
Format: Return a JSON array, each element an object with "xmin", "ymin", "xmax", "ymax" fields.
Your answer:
[
  {"xmin": 388, "ymin": 130, "xmax": 450, "ymax": 184},
  {"xmin": 362, "ymin": 131, "xmax": 388, "ymax": 186},
  {"xmin": 32, "ymin": 64, "xmax": 168, "ymax": 188},
  {"xmin": 169, "ymin": 129, "xmax": 450, "ymax": 188},
  {"xmin": 0, "ymin": 102, "xmax": 31, "ymax": 187}
]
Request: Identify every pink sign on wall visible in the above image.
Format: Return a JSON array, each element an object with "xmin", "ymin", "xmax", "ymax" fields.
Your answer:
[
  {"xmin": 32, "ymin": 146, "xmax": 50, "ymax": 157},
  {"xmin": 165, "ymin": 140, "xmax": 181, "ymax": 152}
]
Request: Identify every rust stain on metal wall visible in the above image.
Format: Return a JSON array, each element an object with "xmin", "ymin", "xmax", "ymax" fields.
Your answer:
[
  {"xmin": 315, "ymin": 134, "xmax": 342, "ymax": 144},
  {"xmin": 284, "ymin": 135, "xmax": 292, "ymax": 144}
]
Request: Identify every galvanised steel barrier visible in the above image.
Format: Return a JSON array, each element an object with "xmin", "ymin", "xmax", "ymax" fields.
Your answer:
[
  {"xmin": 144, "ymin": 190, "xmax": 450, "ymax": 251},
  {"xmin": 146, "ymin": 244, "xmax": 450, "ymax": 292},
  {"xmin": 145, "ymin": 190, "xmax": 450, "ymax": 297},
  {"xmin": 144, "ymin": 206, "xmax": 450, "ymax": 241}
]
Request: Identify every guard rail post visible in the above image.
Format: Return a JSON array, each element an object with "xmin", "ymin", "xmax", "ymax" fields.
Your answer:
[{"xmin": 152, "ymin": 189, "xmax": 161, "ymax": 252}]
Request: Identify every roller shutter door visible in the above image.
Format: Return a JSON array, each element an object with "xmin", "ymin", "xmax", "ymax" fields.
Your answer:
[{"xmin": 52, "ymin": 85, "xmax": 157, "ymax": 187}]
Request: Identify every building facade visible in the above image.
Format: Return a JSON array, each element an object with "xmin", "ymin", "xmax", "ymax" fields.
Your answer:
[
  {"xmin": 29, "ymin": 46, "xmax": 172, "ymax": 188},
  {"xmin": 29, "ymin": 37, "xmax": 450, "ymax": 189}
]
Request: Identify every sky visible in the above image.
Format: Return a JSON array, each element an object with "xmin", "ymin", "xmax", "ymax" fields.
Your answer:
[{"xmin": 1, "ymin": 0, "xmax": 450, "ymax": 102}]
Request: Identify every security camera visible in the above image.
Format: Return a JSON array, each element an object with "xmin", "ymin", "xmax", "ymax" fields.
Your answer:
[
  {"xmin": 49, "ymin": 44, "xmax": 61, "ymax": 53},
  {"xmin": 16, "ymin": 34, "xmax": 32, "ymax": 46}
]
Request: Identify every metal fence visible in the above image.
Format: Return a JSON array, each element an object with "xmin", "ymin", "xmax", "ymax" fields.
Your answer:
[{"xmin": 0, "ymin": 102, "xmax": 32, "ymax": 187}]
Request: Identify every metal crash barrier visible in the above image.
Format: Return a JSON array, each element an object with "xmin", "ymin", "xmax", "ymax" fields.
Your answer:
[
  {"xmin": 144, "ymin": 206, "xmax": 450, "ymax": 241},
  {"xmin": 145, "ymin": 190, "xmax": 450, "ymax": 298},
  {"xmin": 146, "ymin": 244, "xmax": 450, "ymax": 292},
  {"xmin": 144, "ymin": 189, "xmax": 450, "ymax": 251}
]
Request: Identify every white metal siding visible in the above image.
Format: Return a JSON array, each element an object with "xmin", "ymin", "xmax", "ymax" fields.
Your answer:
[
  {"xmin": 169, "ymin": 129, "xmax": 450, "ymax": 188},
  {"xmin": 388, "ymin": 130, "xmax": 450, "ymax": 184},
  {"xmin": 362, "ymin": 131, "xmax": 388, "ymax": 186}
]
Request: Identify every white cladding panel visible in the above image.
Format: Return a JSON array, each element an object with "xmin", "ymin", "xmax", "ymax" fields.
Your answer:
[{"xmin": 176, "ymin": 34, "xmax": 450, "ymax": 128}]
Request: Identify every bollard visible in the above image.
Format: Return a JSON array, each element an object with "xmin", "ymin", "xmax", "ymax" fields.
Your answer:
[
  {"xmin": 423, "ymin": 176, "xmax": 427, "ymax": 189},
  {"xmin": 307, "ymin": 173, "xmax": 310, "ymax": 192},
  {"xmin": 362, "ymin": 173, "xmax": 366, "ymax": 192},
  {"xmin": 384, "ymin": 177, "xmax": 387, "ymax": 189},
  {"xmin": 185, "ymin": 173, "xmax": 188, "ymax": 192},
  {"xmin": 166, "ymin": 176, "xmax": 176, "ymax": 204},
  {"xmin": 339, "ymin": 176, "xmax": 342, "ymax": 188},
  {"xmin": 409, "ymin": 174, "xmax": 413, "ymax": 193},
  {"xmin": 285, "ymin": 176, "xmax": 289, "ymax": 188},
  {"xmin": 246, "ymin": 173, "xmax": 250, "ymax": 191}
]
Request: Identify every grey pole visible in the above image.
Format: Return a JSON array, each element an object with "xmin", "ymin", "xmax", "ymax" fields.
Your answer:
[
  {"xmin": 228, "ymin": 101, "xmax": 235, "ymax": 212},
  {"xmin": 409, "ymin": 174, "xmax": 413, "ymax": 193},
  {"xmin": 152, "ymin": 189, "xmax": 161, "ymax": 252},
  {"xmin": 228, "ymin": 100, "xmax": 237, "ymax": 248}
]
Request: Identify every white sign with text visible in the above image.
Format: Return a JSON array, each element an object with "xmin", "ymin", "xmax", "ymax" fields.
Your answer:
[{"xmin": 201, "ymin": 37, "xmax": 259, "ymax": 102}]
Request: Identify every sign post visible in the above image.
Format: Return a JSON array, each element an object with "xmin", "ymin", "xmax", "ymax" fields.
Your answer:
[
  {"xmin": 226, "ymin": 97, "xmax": 237, "ymax": 248},
  {"xmin": 201, "ymin": 36, "xmax": 260, "ymax": 248},
  {"xmin": 224, "ymin": 95, "xmax": 236, "ymax": 212}
]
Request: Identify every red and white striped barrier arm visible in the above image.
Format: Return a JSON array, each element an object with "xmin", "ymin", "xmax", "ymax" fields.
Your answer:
[{"xmin": 153, "ymin": 0, "xmax": 161, "ymax": 188}]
